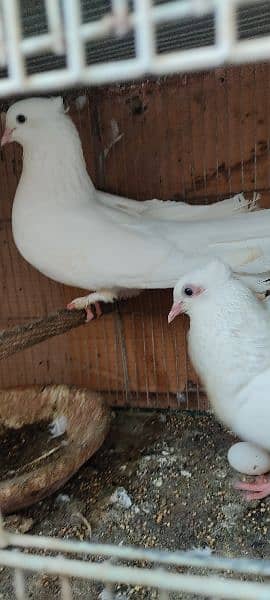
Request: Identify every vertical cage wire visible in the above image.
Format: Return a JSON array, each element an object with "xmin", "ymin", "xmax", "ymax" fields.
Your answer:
[
  {"xmin": 13, "ymin": 567, "xmax": 27, "ymax": 600},
  {"xmin": 134, "ymin": 0, "xmax": 155, "ymax": 72},
  {"xmin": 216, "ymin": 0, "xmax": 237, "ymax": 59},
  {"xmin": 45, "ymin": 0, "xmax": 65, "ymax": 55},
  {"xmin": 159, "ymin": 590, "xmax": 170, "ymax": 600},
  {"xmin": 111, "ymin": 0, "xmax": 130, "ymax": 36},
  {"xmin": 62, "ymin": 0, "xmax": 84, "ymax": 78},
  {"xmin": 0, "ymin": 3, "xmax": 6, "ymax": 67},
  {"xmin": 253, "ymin": 64, "xmax": 258, "ymax": 192},
  {"xmin": 60, "ymin": 576, "xmax": 73, "ymax": 600},
  {"xmin": 2, "ymin": 0, "xmax": 24, "ymax": 85}
]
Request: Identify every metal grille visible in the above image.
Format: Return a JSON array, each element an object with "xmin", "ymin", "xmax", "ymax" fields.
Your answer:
[
  {"xmin": 1, "ymin": 1, "xmax": 270, "ymax": 96},
  {"xmin": 1, "ymin": 516, "xmax": 270, "ymax": 598}
]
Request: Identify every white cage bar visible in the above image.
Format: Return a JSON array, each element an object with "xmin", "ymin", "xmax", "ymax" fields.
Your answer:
[
  {"xmin": 0, "ymin": 0, "xmax": 270, "ymax": 95},
  {"xmin": 1, "ymin": 520, "xmax": 270, "ymax": 599}
]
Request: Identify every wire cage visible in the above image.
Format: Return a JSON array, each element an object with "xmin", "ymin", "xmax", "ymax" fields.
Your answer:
[
  {"xmin": 1, "ymin": 0, "xmax": 270, "ymax": 95},
  {"xmin": 1, "ymin": 1, "xmax": 270, "ymax": 599},
  {"xmin": 1, "ymin": 517, "xmax": 270, "ymax": 599},
  {"xmin": 1, "ymin": 1, "xmax": 270, "ymax": 412}
]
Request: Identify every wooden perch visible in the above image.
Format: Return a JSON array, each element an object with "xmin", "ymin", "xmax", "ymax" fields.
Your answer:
[{"xmin": 0, "ymin": 303, "xmax": 115, "ymax": 361}]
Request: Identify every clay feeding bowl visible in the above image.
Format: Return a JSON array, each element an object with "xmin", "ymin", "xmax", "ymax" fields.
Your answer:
[{"xmin": 0, "ymin": 385, "xmax": 110, "ymax": 514}]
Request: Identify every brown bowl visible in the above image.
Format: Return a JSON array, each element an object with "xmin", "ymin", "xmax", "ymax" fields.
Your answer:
[{"xmin": 0, "ymin": 385, "xmax": 110, "ymax": 514}]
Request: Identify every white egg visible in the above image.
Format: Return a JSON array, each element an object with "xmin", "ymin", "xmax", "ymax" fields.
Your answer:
[{"xmin": 228, "ymin": 442, "xmax": 270, "ymax": 475}]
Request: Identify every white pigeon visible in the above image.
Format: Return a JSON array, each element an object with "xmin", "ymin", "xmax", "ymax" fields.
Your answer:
[
  {"xmin": 2, "ymin": 96, "xmax": 270, "ymax": 320},
  {"xmin": 168, "ymin": 259, "xmax": 270, "ymax": 500}
]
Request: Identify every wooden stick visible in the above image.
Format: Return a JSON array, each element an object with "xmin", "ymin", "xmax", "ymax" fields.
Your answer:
[{"xmin": 0, "ymin": 304, "xmax": 115, "ymax": 361}]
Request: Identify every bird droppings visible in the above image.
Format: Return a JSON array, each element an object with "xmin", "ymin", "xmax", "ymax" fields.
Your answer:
[
  {"xmin": 110, "ymin": 487, "xmax": 133, "ymax": 509},
  {"xmin": 153, "ymin": 477, "xmax": 163, "ymax": 488},
  {"xmin": 55, "ymin": 493, "xmax": 71, "ymax": 505},
  {"xmin": 180, "ymin": 469, "xmax": 192, "ymax": 478},
  {"xmin": 1, "ymin": 410, "xmax": 270, "ymax": 599}
]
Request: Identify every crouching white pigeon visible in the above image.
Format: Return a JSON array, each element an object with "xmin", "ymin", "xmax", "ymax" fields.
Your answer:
[
  {"xmin": 2, "ymin": 96, "xmax": 270, "ymax": 321},
  {"xmin": 168, "ymin": 259, "xmax": 270, "ymax": 500}
]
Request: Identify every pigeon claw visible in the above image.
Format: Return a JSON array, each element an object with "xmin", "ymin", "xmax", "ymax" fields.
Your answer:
[
  {"xmin": 234, "ymin": 476, "xmax": 270, "ymax": 500},
  {"xmin": 87, "ymin": 302, "xmax": 103, "ymax": 320},
  {"xmin": 94, "ymin": 301, "xmax": 102, "ymax": 318},
  {"xmin": 66, "ymin": 301, "xmax": 101, "ymax": 322},
  {"xmin": 85, "ymin": 307, "xmax": 94, "ymax": 322}
]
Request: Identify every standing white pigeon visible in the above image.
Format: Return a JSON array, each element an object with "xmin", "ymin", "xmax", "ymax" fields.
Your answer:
[
  {"xmin": 2, "ymin": 96, "xmax": 270, "ymax": 321},
  {"xmin": 168, "ymin": 259, "xmax": 270, "ymax": 500}
]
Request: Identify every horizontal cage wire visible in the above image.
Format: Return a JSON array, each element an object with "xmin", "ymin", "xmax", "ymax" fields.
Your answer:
[
  {"xmin": 0, "ymin": 517, "xmax": 270, "ymax": 599},
  {"xmin": 0, "ymin": 0, "xmax": 270, "ymax": 94}
]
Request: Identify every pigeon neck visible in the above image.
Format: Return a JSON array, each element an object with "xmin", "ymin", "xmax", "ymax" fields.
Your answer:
[{"xmin": 20, "ymin": 119, "xmax": 96, "ymax": 208}]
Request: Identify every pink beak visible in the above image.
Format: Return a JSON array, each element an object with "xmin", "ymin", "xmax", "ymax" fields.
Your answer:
[
  {"xmin": 1, "ymin": 127, "xmax": 14, "ymax": 147},
  {"xmin": 168, "ymin": 301, "xmax": 184, "ymax": 323}
]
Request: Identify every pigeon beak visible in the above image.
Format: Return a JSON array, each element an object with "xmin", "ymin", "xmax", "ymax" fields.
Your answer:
[
  {"xmin": 168, "ymin": 301, "xmax": 184, "ymax": 323},
  {"xmin": 1, "ymin": 127, "xmax": 14, "ymax": 147}
]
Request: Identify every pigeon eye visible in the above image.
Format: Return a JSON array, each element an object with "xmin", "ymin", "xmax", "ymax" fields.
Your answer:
[
  {"xmin": 16, "ymin": 114, "xmax": 26, "ymax": 124},
  {"xmin": 184, "ymin": 287, "xmax": 193, "ymax": 297}
]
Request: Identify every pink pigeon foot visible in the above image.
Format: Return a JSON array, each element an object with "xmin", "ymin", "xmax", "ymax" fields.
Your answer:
[
  {"xmin": 86, "ymin": 302, "xmax": 103, "ymax": 320},
  {"xmin": 234, "ymin": 475, "xmax": 270, "ymax": 500},
  {"xmin": 85, "ymin": 307, "xmax": 94, "ymax": 322},
  {"xmin": 67, "ymin": 301, "xmax": 102, "ymax": 323},
  {"xmin": 94, "ymin": 302, "xmax": 102, "ymax": 318}
]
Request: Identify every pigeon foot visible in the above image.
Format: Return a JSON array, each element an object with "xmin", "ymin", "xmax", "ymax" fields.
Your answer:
[
  {"xmin": 67, "ymin": 290, "xmax": 118, "ymax": 322},
  {"xmin": 234, "ymin": 475, "xmax": 270, "ymax": 500},
  {"xmin": 67, "ymin": 301, "xmax": 101, "ymax": 322}
]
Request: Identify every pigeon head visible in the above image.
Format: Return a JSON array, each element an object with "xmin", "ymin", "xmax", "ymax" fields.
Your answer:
[
  {"xmin": 1, "ymin": 96, "xmax": 66, "ymax": 147},
  {"xmin": 168, "ymin": 259, "xmax": 232, "ymax": 322}
]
